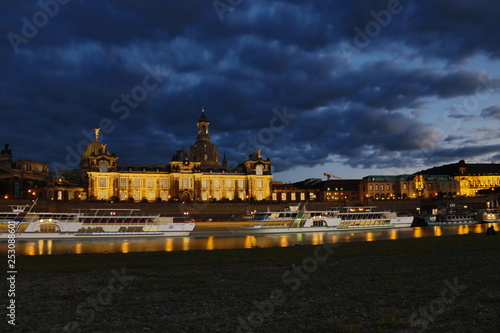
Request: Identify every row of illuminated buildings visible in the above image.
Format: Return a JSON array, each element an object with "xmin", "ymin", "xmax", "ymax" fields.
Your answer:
[
  {"xmin": 273, "ymin": 160, "xmax": 500, "ymax": 202},
  {"xmin": 1, "ymin": 110, "xmax": 500, "ymax": 202}
]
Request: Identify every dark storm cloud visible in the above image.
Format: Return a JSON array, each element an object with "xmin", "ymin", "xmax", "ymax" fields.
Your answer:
[
  {"xmin": 481, "ymin": 106, "xmax": 500, "ymax": 121},
  {"xmin": 1, "ymin": 0, "xmax": 499, "ymax": 177}
]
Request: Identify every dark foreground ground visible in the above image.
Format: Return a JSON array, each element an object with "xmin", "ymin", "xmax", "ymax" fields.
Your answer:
[{"xmin": 2, "ymin": 234, "xmax": 500, "ymax": 333}]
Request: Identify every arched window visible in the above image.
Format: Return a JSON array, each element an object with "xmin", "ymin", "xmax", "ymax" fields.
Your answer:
[
  {"xmin": 99, "ymin": 161, "xmax": 108, "ymax": 172},
  {"xmin": 255, "ymin": 165, "xmax": 263, "ymax": 175}
]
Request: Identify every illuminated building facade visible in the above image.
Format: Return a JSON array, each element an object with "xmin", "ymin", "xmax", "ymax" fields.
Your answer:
[
  {"xmin": 419, "ymin": 160, "xmax": 500, "ymax": 197},
  {"xmin": 0, "ymin": 144, "xmax": 49, "ymax": 199},
  {"xmin": 84, "ymin": 110, "xmax": 273, "ymax": 202},
  {"xmin": 361, "ymin": 174, "xmax": 459, "ymax": 199}
]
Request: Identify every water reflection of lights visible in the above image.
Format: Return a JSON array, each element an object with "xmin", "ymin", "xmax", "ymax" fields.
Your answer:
[
  {"xmin": 206, "ymin": 236, "xmax": 214, "ymax": 250},
  {"xmin": 244, "ymin": 235, "xmax": 256, "ymax": 248},
  {"xmin": 296, "ymin": 234, "xmax": 303, "ymax": 244},
  {"xmin": 75, "ymin": 242, "xmax": 83, "ymax": 254},
  {"xmin": 473, "ymin": 224, "xmax": 483, "ymax": 233},
  {"xmin": 121, "ymin": 241, "xmax": 129, "ymax": 254},
  {"xmin": 457, "ymin": 225, "xmax": 469, "ymax": 235},
  {"xmin": 25, "ymin": 242, "xmax": 36, "ymax": 255},
  {"xmin": 279, "ymin": 235, "xmax": 289, "ymax": 247},
  {"xmin": 312, "ymin": 233, "xmax": 324, "ymax": 245},
  {"xmin": 47, "ymin": 240, "xmax": 52, "ymax": 255},
  {"xmin": 330, "ymin": 234, "xmax": 340, "ymax": 243},
  {"xmin": 182, "ymin": 237, "xmax": 190, "ymax": 251},
  {"xmin": 9, "ymin": 222, "xmax": 499, "ymax": 255},
  {"xmin": 165, "ymin": 238, "xmax": 173, "ymax": 252}
]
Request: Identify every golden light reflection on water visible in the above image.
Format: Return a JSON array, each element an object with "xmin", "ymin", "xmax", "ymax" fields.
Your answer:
[
  {"xmin": 24, "ymin": 242, "xmax": 36, "ymax": 255},
  {"xmin": 311, "ymin": 233, "xmax": 324, "ymax": 245},
  {"xmin": 75, "ymin": 242, "xmax": 83, "ymax": 254},
  {"xmin": 121, "ymin": 241, "xmax": 129, "ymax": 254},
  {"xmin": 413, "ymin": 227, "xmax": 424, "ymax": 238},
  {"xmin": 8, "ymin": 222, "xmax": 499, "ymax": 255},
  {"xmin": 279, "ymin": 235, "xmax": 289, "ymax": 247},
  {"xmin": 165, "ymin": 238, "xmax": 173, "ymax": 252},
  {"xmin": 457, "ymin": 225, "xmax": 469, "ymax": 235},
  {"xmin": 244, "ymin": 235, "xmax": 256, "ymax": 248},
  {"xmin": 473, "ymin": 224, "xmax": 484, "ymax": 233},
  {"xmin": 206, "ymin": 236, "xmax": 214, "ymax": 250},
  {"xmin": 329, "ymin": 234, "xmax": 340, "ymax": 243},
  {"xmin": 182, "ymin": 237, "xmax": 190, "ymax": 251}
]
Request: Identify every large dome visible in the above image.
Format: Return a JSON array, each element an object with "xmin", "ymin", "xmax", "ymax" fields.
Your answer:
[
  {"xmin": 81, "ymin": 141, "xmax": 110, "ymax": 160},
  {"xmin": 80, "ymin": 129, "xmax": 111, "ymax": 169}
]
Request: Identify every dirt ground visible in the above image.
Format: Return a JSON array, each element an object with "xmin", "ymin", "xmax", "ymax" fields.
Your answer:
[{"xmin": 2, "ymin": 233, "xmax": 500, "ymax": 332}]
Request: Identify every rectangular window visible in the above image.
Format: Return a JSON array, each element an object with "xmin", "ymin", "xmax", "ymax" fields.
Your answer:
[
  {"xmin": 99, "ymin": 177, "xmax": 107, "ymax": 187},
  {"xmin": 161, "ymin": 179, "xmax": 169, "ymax": 188},
  {"xmin": 214, "ymin": 179, "xmax": 220, "ymax": 188},
  {"xmin": 369, "ymin": 184, "xmax": 373, "ymax": 191},
  {"xmin": 133, "ymin": 178, "xmax": 141, "ymax": 188},
  {"xmin": 291, "ymin": 193, "xmax": 296, "ymax": 201},
  {"xmin": 257, "ymin": 179, "xmax": 263, "ymax": 188},
  {"xmin": 120, "ymin": 178, "xmax": 127, "ymax": 188},
  {"xmin": 226, "ymin": 179, "xmax": 232, "ymax": 188},
  {"xmin": 147, "ymin": 179, "xmax": 154, "ymax": 188},
  {"xmin": 238, "ymin": 180, "xmax": 245, "ymax": 189},
  {"xmin": 201, "ymin": 179, "xmax": 208, "ymax": 189},
  {"xmin": 181, "ymin": 178, "xmax": 192, "ymax": 188},
  {"xmin": 300, "ymin": 193, "xmax": 305, "ymax": 201},
  {"xmin": 119, "ymin": 191, "xmax": 127, "ymax": 200},
  {"xmin": 148, "ymin": 192, "xmax": 154, "ymax": 201}
]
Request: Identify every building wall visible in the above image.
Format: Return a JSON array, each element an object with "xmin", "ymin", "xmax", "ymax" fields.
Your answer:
[
  {"xmin": 457, "ymin": 175, "xmax": 500, "ymax": 196},
  {"xmin": 87, "ymin": 171, "xmax": 272, "ymax": 202},
  {"xmin": 362, "ymin": 175, "xmax": 459, "ymax": 200}
]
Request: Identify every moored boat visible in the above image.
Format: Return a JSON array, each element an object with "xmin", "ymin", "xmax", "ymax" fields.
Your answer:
[
  {"xmin": 229, "ymin": 206, "xmax": 413, "ymax": 234},
  {"xmin": 425, "ymin": 204, "xmax": 479, "ymax": 226},
  {"xmin": 0, "ymin": 203, "xmax": 195, "ymax": 239},
  {"xmin": 483, "ymin": 209, "xmax": 500, "ymax": 222}
]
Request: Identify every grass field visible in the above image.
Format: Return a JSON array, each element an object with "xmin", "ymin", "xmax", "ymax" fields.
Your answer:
[{"xmin": 3, "ymin": 234, "xmax": 500, "ymax": 332}]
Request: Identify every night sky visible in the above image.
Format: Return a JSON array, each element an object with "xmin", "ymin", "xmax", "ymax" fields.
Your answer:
[{"xmin": 2, "ymin": 0, "xmax": 500, "ymax": 182}]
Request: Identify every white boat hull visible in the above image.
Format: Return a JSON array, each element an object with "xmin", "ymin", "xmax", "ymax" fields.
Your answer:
[{"xmin": 232, "ymin": 218, "xmax": 413, "ymax": 234}]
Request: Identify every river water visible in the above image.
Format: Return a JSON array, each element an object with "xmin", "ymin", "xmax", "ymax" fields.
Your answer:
[{"xmin": 2, "ymin": 222, "xmax": 498, "ymax": 256}]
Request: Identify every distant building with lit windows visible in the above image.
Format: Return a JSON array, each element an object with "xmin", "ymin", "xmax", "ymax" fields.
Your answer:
[
  {"xmin": 419, "ymin": 160, "xmax": 500, "ymax": 197},
  {"xmin": 0, "ymin": 144, "xmax": 49, "ymax": 199},
  {"xmin": 361, "ymin": 174, "xmax": 459, "ymax": 199},
  {"xmin": 82, "ymin": 109, "xmax": 273, "ymax": 202}
]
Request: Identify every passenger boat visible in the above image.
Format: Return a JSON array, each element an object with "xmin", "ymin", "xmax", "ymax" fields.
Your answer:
[
  {"xmin": 0, "ymin": 203, "xmax": 195, "ymax": 239},
  {"xmin": 425, "ymin": 204, "xmax": 479, "ymax": 226},
  {"xmin": 230, "ymin": 206, "xmax": 413, "ymax": 234},
  {"xmin": 483, "ymin": 210, "xmax": 500, "ymax": 222}
]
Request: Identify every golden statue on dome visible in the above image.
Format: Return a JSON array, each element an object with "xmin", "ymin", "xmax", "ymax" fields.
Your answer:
[{"xmin": 94, "ymin": 128, "xmax": 100, "ymax": 141}]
